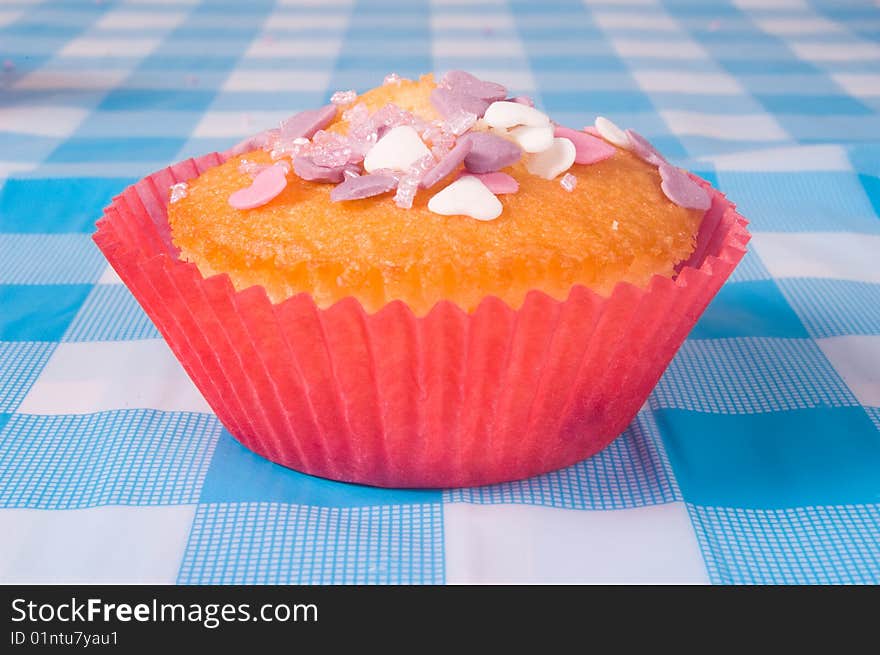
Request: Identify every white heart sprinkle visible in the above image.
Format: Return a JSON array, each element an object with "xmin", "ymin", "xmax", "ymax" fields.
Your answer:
[
  {"xmin": 509, "ymin": 124, "xmax": 554, "ymax": 153},
  {"xmin": 483, "ymin": 101, "xmax": 550, "ymax": 129},
  {"xmin": 595, "ymin": 116, "xmax": 631, "ymax": 149},
  {"xmin": 363, "ymin": 125, "xmax": 431, "ymax": 173},
  {"xmin": 525, "ymin": 137, "xmax": 576, "ymax": 180},
  {"xmin": 427, "ymin": 176, "xmax": 503, "ymax": 221}
]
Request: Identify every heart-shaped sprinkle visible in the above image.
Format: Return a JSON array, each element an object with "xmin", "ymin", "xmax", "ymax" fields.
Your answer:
[
  {"xmin": 462, "ymin": 132, "xmax": 522, "ymax": 173},
  {"xmin": 458, "ymin": 171, "xmax": 519, "ymax": 194},
  {"xmin": 330, "ymin": 173, "xmax": 398, "ymax": 201},
  {"xmin": 483, "ymin": 101, "xmax": 550, "ymax": 129},
  {"xmin": 363, "ymin": 125, "xmax": 432, "ymax": 173},
  {"xmin": 279, "ymin": 104, "xmax": 338, "ymax": 139},
  {"xmin": 553, "ymin": 126, "xmax": 616, "ymax": 164},
  {"xmin": 421, "ymin": 136, "xmax": 473, "ymax": 188},
  {"xmin": 427, "ymin": 175, "xmax": 503, "ymax": 221},
  {"xmin": 525, "ymin": 137, "xmax": 576, "ymax": 180},
  {"xmin": 293, "ymin": 156, "xmax": 352, "ymax": 183},
  {"xmin": 509, "ymin": 124, "xmax": 555, "ymax": 153},
  {"xmin": 594, "ymin": 116, "xmax": 631, "ymax": 149},
  {"xmin": 442, "ymin": 70, "xmax": 507, "ymax": 101},
  {"xmin": 430, "ymin": 87, "xmax": 491, "ymax": 119},
  {"xmin": 228, "ymin": 163, "xmax": 288, "ymax": 209},
  {"xmin": 659, "ymin": 163, "xmax": 711, "ymax": 211},
  {"xmin": 626, "ymin": 129, "xmax": 666, "ymax": 166}
]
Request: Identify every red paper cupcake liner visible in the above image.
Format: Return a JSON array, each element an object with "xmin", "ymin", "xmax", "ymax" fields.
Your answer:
[{"xmin": 93, "ymin": 152, "xmax": 750, "ymax": 488}]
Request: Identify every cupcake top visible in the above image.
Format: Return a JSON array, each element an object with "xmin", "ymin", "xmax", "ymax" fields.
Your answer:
[{"xmin": 168, "ymin": 72, "xmax": 709, "ymax": 314}]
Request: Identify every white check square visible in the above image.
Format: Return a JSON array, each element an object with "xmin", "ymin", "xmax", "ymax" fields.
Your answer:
[
  {"xmin": 817, "ymin": 336, "xmax": 880, "ymax": 407},
  {"xmin": 660, "ymin": 110, "xmax": 789, "ymax": 141},
  {"xmin": 831, "ymin": 73, "xmax": 880, "ymax": 97},
  {"xmin": 59, "ymin": 36, "xmax": 161, "ymax": 58},
  {"xmin": 593, "ymin": 12, "xmax": 678, "ymax": 31},
  {"xmin": 0, "ymin": 506, "xmax": 195, "ymax": 583},
  {"xmin": 95, "ymin": 10, "xmax": 186, "ymax": 30},
  {"xmin": 790, "ymin": 41, "xmax": 880, "ymax": 63},
  {"xmin": 222, "ymin": 70, "xmax": 330, "ymax": 92},
  {"xmin": 18, "ymin": 339, "xmax": 212, "ymax": 415},
  {"xmin": 432, "ymin": 38, "xmax": 525, "ymax": 59},
  {"xmin": 634, "ymin": 70, "xmax": 744, "ymax": 95},
  {"xmin": 444, "ymin": 502, "xmax": 708, "ymax": 584},
  {"xmin": 611, "ymin": 38, "xmax": 707, "ymax": 60},
  {"xmin": 751, "ymin": 233, "xmax": 880, "ymax": 284},
  {"xmin": 14, "ymin": 69, "xmax": 130, "ymax": 90},
  {"xmin": 430, "ymin": 13, "xmax": 515, "ymax": 31},
  {"xmin": 192, "ymin": 110, "xmax": 289, "ymax": 137},
  {"xmin": 0, "ymin": 105, "xmax": 88, "ymax": 137},
  {"xmin": 245, "ymin": 37, "xmax": 343, "ymax": 58}
]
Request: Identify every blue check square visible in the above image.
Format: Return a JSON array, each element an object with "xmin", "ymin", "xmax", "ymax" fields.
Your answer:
[
  {"xmin": 199, "ymin": 430, "xmax": 441, "ymax": 508},
  {"xmin": 690, "ymin": 279, "xmax": 809, "ymax": 340},
  {"xmin": 657, "ymin": 407, "xmax": 880, "ymax": 508},
  {"xmin": 0, "ymin": 178, "xmax": 135, "ymax": 233},
  {"xmin": 0, "ymin": 284, "xmax": 92, "ymax": 341}
]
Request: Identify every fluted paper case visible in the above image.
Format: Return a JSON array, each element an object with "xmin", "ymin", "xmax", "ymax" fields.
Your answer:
[{"xmin": 94, "ymin": 152, "xmax": 749, "ymax": 488}]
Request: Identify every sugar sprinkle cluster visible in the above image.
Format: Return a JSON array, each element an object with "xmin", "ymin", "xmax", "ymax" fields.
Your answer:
[{"xmin": 210, "ymin": 71, "xmax": 710, "ymax": 220}]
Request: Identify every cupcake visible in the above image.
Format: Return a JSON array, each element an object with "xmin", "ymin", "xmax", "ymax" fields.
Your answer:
[{"xmin": 94, "ymin": 71, "xmax": 749, "ymax": 488}]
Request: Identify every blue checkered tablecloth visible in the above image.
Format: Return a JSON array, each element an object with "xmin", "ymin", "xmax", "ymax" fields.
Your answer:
[{"xmin": 1, "ymin": 0, "xmax": 879, "ymax": 585}]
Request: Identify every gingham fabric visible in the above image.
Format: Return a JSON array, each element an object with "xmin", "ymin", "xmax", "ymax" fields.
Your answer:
[{"xmin": 1, "ymin": 0, "xmax": 879, "ymax": 585}]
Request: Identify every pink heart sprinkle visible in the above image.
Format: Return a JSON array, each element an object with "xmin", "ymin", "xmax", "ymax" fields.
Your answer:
[
  {"xmin": 658, "ymin": 163, "xmax": 711, "ymax": 211},
  {"xmin": 583, "ymin": 126, "xmax": 601, "ymax": 138},
  {"xmin": 626, "ymin": 129, "xmax": 666, "ymax": 166},
  {"xmin": 554, "ymin": 126, "xmax": 616, "ymax": 165},
  {"xmin": 228, "ymin": 164, "xmax": 288, "ymax": 210},
  {"xmin": 457, "ymin": 171, "xmax": 519, "ymax": 195}
]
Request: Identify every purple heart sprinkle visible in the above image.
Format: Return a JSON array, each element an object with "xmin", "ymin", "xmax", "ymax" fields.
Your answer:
[
  {"xmin": 293, "ymin": 156, "xmax": 353, "ymax": 183},
  {"xmin": 626, "ymin": 129, "xmax": 666, "ymax": 166},
  {"xmin": 330, "ymin": 173, "xmax": 398, "ymax": 201},
  {"xmin": 430, "ymin": 87, "xmax": 490, "ymax": 119},
  {"xmin": 421, "ymin": 137, "xmax": 473, "ymax": 189},
  {"xmin": 659, "ymin": 163, "xmax": 711, "ymax": 211},
  {"xmin": 462, "ymin": 132, "xmax": 522, "ymax": 173},
  {"xmin": 441, "ymin": 70, "xmax": 507, "ymax": 102},
  {"xmin": 280, "ymin": 104, "xmax": 338, "ymax": 140}
]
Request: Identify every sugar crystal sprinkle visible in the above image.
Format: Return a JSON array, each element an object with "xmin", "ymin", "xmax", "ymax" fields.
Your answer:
[
  {"xmin": 331, "ymin": 89, "xmax": 357, "ymax": 105},
  {"xmin": 560, "ymin": 173, "xmax": 577, "ymax": 192},
  {"xmin": 169, "ymin": 182, "xmax": 188, "ymax": 203},
  {"xmin": 446, "ymin": 110, "xmax": 478, "ymax": 136},
  {"xmin": 383, "ymin": 73, "xmax": 402, "ymax": 86}
]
